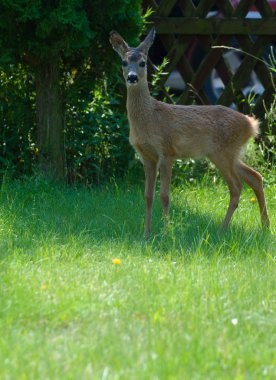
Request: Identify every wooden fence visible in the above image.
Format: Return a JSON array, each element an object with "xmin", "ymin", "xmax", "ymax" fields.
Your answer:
[{"xmin": 143, "ymin": 0, "xmax": 276, "ymax": 125}]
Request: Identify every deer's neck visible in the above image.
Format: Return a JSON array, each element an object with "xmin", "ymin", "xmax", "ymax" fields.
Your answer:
[{"xmin": 126, "ymin": 81, "xmax": 153, "ymax": 126}]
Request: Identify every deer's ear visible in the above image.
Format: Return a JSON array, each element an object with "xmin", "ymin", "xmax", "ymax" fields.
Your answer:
[
  {"xmin": 109, "ymin": 31, "xmax": 129, "ymax": 59},
  {"xmin": 138, "ymin": 28, "xmax": 156, "ymax": 55}
]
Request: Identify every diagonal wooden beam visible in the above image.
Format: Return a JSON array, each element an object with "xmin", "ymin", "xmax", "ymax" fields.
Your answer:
[
  {"xmin": 193, "ymin": 0, "xmax": 217, "ymax": 17},
  {"xmin": 176, "ymin": 0, "xmax": 196, "ymax": 17},
  {"xmin": 235, "ymin": 35, "xmax": 273, "ymax": 90},
  {"xmin": 216, "ymin": 0, "xmax": 234, "ymax": 17},
  {"xmin": 233, "ymin": 0, "xmax": 256, "ymax": 17},
  {"xmin": 152, "ymin": 35, "xmax": 193, "ymax": 90},
  {"xmin": 190, "ymin": 36, "xmax": 229, "ymax": 89},
  {"xmin": 255, "ymin": 0, "xmax": 274, "ymax": 17},
  {"xmin": 217, "ymin": 36, "xmax": 272, "ymax": 105},
  {"xmin": 156, "ymin": 0, "xmax": 178, "ymax": 16},
  {"xmin": 177, "ymin": 35, "xmax": 230, "ymax": 104}
]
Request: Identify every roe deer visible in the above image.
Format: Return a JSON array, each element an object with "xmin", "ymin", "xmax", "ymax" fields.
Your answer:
[{"xmin": 109, "ymin": 28, "xmax": 270, "ymax": 237}]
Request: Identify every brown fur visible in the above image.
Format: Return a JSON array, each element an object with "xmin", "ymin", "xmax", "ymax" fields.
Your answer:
[{"xmin": 110, "ymin": 29, "xmax": 270, "ymax": 236}]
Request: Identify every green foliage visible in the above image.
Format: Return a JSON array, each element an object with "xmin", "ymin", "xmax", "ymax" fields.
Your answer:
[
  {"xmin": 65, "ymin": 80, "xmax": 134, "ymax": 184},
  {"xmin": 150, "ymin": 57, "xmax": 170, "ymax": 97},
  {"xmin": 254, "ymin": 97, "xmax": 276, "ymax": 186},
  {"xmin": 0, "ymin": 1, "xmax": 143, "ymax": 181},
  {"xmin": 0, "ymin": 67, "xmax": 136, "ymax": 182},
  {"xmin": 0, "ymin": 0, "xmax": 142, "ymax": 68},
  {"xmin": 244, "ymin": 50, "xmax": 276, "ymax": 186},
  {"xmin": 0, "ymin": 65, "xmax": 36, "ymax": 176}
]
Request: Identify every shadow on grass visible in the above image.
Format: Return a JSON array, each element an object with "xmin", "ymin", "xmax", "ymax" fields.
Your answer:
[
  {"xmin": 0, "ymin": 178, "xmax": 274, "ymax": 260},
  {"xmin": 136, "ymin": 206, "xmax": 274, "ymax": 259}
]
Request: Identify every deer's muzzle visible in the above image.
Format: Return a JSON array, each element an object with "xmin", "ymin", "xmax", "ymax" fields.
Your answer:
[{"xmin": 127, "ymin": 73, "xmax": 138, "ymax": 84}]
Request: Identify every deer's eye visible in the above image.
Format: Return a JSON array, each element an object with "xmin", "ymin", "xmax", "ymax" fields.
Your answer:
[
  {"xmin": 139, "ymin": 61, "xmax": 146, "ymax": 67},
  {"xmin": 122, "ymin": 60, "xmax": 128, "ymax": 67}
]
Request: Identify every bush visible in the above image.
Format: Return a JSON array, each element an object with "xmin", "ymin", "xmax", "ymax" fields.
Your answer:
[
  {"xmin": 65, "ymin": 80, "xmax": 134, "ymax": 184},
  {"xmin": 0, "ymin": 65, "xmax": 36, "ymax": 177},
  {"xmin": 0, "ymin": 67, "xmax": 137, "ymax": 183}
]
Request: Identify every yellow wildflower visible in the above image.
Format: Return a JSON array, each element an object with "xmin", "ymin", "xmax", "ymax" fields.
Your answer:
[
  {"xmin": 112, "ymin": 258, "xmax": 122, "ymax": 265},
  {"xmin": 40, "ymin": 284, "xmax": 47, "ymax": 290},
  {"xmin": 250, "ymin": 197, "xmax": 256, "ymax": 203}
]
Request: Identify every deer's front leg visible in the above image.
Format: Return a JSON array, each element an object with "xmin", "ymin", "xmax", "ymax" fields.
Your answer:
[
  {"xmin": 159, "ymin": 158, "xmax": 173, "ymax": 229},
  {"xmin": 143, "ymin": 160, "xmax": 158, "ymax": 237}
]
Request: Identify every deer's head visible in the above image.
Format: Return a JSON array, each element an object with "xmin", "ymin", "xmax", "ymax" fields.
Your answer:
[{"xmin": 109, "ymin": 29, "xmax": 155, "ymax": 86}]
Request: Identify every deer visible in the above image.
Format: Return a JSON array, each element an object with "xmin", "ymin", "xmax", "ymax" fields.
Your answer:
[{"xmin": 109, "ymin": 28, "xmax": 270, "ymax": 237}]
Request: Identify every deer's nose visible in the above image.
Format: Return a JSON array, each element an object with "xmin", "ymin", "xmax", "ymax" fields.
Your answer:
[{"xmin": 127, "ymin": 73, "xmax": 138, "ymax": 84}]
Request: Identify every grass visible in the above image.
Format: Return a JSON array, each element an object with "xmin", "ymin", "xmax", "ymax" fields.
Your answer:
[{"xmin": 0, "ymin": 176, "xmax": 275, "ymax": 380}]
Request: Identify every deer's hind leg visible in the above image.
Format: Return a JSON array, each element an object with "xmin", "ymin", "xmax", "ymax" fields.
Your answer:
[
  {"xmin": 209, "ymin": 154, "xmax": 243, "ymax": 229},
  {"xmin": 236, "ymin": 161, "xmax": 270, "ymax": 228}
]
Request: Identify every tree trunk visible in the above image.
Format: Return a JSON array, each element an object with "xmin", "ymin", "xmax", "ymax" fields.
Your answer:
[{"xmin": 35, "ymin": 58, "xmax": 65, "ymax": 180}]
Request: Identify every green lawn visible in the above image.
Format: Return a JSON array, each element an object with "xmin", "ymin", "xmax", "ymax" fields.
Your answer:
[{"xmin": 0, "ymin": 177, "xmax": 275, "ymax": 379}]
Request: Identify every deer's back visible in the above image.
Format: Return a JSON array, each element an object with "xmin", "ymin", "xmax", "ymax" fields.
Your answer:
[{"xmin": 129, "ymin": 101, "xmax": 257, "ymax": 161}]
